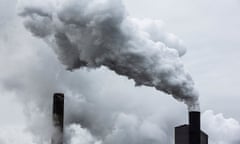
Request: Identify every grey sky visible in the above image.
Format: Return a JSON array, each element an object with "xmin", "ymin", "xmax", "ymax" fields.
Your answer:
[{"xmin": 0, "ymin": 0, "xmax": 240, "ymax": 144}]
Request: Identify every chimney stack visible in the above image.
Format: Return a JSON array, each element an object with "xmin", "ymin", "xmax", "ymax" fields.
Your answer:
[
  {"xmin": 175, "ymin": 111, "xmax": 208, "ymax": 144},
  {"xmin": 189, "ymin": 111, "xmax": 201, "ymax": 144},
  {"xmin": 52, "ymin": 93, "xmax": 64, "ymax": 144}
]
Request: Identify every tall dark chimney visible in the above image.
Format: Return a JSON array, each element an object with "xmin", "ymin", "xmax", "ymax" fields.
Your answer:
[
  {"xmin": 189, "ymin": 111, "xmax": 201, "ymax": 144},
  {"xmin": 52, "ymin": 93, "xmax": 64, "ymax": 144}
]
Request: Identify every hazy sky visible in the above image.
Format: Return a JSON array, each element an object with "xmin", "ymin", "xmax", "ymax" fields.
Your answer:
[{"xmin": 1, "ymin": 0, "xmax": 240, "ymax": 144}]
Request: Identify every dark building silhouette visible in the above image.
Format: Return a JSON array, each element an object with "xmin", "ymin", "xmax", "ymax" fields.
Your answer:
[
  {"xmin": 175, "ymin": 111, "xmax": 208, "ymax": 144},
  {"xmin": 52, "ymin": 93, "xmax": 64, "ymax": 144}
]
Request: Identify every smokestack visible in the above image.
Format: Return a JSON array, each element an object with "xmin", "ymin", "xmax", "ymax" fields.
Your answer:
[
  {"xmin": 52, "ymin": 93, "xmax": 64, "ymax": 144},
  {"xmin": 189, "ymin": 111, "xmax": 201, "ymax": 144},
  {"xmin": 175, "ymin": 111, "xmax": 207, "ymax": 144}
]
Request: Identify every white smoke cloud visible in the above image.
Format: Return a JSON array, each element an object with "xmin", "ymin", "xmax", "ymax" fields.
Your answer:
[
  {"xmin": 65, "ymin": 124, "xmax": 102, "ymax": 144},
  {"xmin": 19, "ymin": 0, "xmax": 199, "ymax": 111},
  {"xmin": 202, "ymin": 110, "xmax": 240, "ymax": 144},
  {"xmin": 63, "ymin": 85, "xmax": 177, "ymax": 144},
  {"xmin": 102, "ymin": 113, "xmax": 168, "ymax": 144}
]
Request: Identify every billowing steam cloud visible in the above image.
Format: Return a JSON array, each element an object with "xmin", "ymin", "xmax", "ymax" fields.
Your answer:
[
  {"xmin": 202, "ymin": 110, "xmax": 240, "ymax": 144},
  {"xmin": 19, "ymin": 0, "xmax": 199, "ymax": 111}
]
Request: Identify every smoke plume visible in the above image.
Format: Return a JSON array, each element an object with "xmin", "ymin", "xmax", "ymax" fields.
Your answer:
[
  {"xmin": 1, "ymin": 0, "xmax": 240, "ymax": 144},
  {"xmin": 19, "ymin": 0, "xmax": 199, "ymax": 111}
]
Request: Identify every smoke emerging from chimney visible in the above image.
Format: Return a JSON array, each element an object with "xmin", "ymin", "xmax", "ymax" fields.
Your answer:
[{"xmin": 19, "ymin": 0, "xmax": 199, "ymax": 111}]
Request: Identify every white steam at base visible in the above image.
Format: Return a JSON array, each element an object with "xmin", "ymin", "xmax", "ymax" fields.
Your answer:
[
  {"xmin": 202, "ymin": 110, "xmax": 240, "ymax": 144},
  {"xmin": 19, "ymin": 0, "xmax": 199, "ymax": 111}
]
